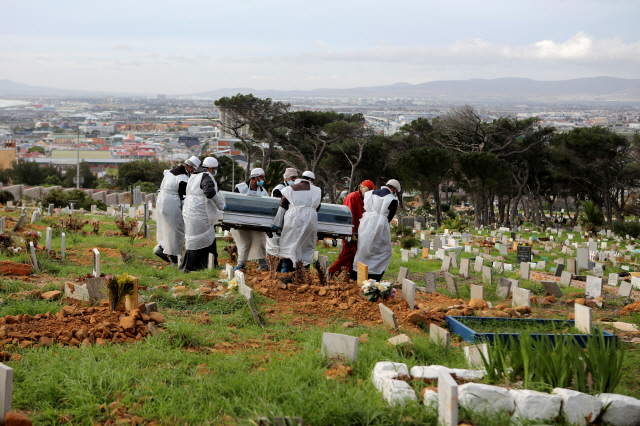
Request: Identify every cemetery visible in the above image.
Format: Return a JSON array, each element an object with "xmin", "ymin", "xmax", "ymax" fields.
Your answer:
[{"xmin": 0, "ymin": 199, "xmax": 638, "ymax": 425}]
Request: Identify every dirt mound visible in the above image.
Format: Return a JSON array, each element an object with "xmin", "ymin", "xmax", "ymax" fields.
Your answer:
[
  {"xmin": 244, "ymin": 269, "xmax": 463, "ymax": 326},
  {"xmin": 0, "ymin": 303, "xmax": 163, "ymax": 348},
  {"xmin": 0, "ymin": 260, "xmax": 32, "ymax": 276},
  {"xmin": 621, "ymin": 301, "xmax": 640, "ymax": 316}
]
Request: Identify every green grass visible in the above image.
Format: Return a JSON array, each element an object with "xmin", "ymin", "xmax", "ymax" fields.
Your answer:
[
  {"xmin": 452, "ymin": 318, "xmax": 582, "ymax": 335},
  {"xmin": 0, "ymin": 211, "xmax": 636, "ymax": 425}
]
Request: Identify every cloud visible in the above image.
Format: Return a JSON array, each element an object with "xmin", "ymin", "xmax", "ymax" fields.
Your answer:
[{"xmin": 113, "ymin": 43, "xmax": 132, "ymax": 50}]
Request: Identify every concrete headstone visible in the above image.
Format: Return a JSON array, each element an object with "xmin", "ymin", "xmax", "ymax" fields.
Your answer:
[
  {"xmin": 402, "ymin": 279, "xmax": 416, "ymax": 310},
  {"xmin": 321, "ymin": 333, "xmax": 358, "ymax": 362}
]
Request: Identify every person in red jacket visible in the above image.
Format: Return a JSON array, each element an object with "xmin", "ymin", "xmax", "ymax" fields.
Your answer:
[{"xmin": 329, "ymin": 180, "xmax": 376, "ymax": 276}]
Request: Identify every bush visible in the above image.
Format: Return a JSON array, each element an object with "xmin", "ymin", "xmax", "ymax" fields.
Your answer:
[
  {"xmin": 611, "ymin": 220, "xmax": 640, "ymax": 239},
  {"xmin": 0, "ymin": 190, "xmax": 14, "ymax": 205},
  {"xmin": 579, "ymin": 200, "xmax": 605, "ymax": 233},
  {"xmin": 390, "ymin": 223, "xmax": 413, "ymax": 237},
  {"xmin": 400, "ymin": 235, "xmax": 420, "ymax": 249},
  {"xmin": 440, "ymin": 203, "xmax": 450, "ymax": 213}
]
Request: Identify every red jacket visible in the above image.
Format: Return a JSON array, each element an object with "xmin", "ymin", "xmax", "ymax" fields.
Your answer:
[{"xmin": 344, "ymin": 190, "xmax": 365, "ymax": 234}]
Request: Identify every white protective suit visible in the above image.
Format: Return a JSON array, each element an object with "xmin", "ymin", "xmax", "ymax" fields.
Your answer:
[
  {"xmin": 279, "ymin": 183, "xmax": 322, "ymax": 266},
  {"xmin": 353, "ymin": 190, "xmax": 395, "ymax": 275},
  {"xmin": 155, "ymin": 169, "xmax": 189, "ymax": 256},
  {"xmin": 266, "ymin": 182, "xmax": 287, "ymax": 256},
  {"xmin": 231, "ymin": 181, "xmax": 269, "ymax": 263},
  {"xmin": 183, "ymin": 171, "xmax": 225, "ymax": 250}
]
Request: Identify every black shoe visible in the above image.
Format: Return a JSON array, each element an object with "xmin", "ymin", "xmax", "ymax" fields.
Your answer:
[
  {"xmin": 169, "ymin": 255, "xmax": 178, "ymax": 265},
  {"xmin": 154, "ymin": 245, "xmax": 171, "ymax": 263}
]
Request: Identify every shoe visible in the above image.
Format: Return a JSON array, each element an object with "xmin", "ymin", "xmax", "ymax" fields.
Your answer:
[
  {"xmin": 169, "ymin": 255, "xmax": 178, "ymax": 265},
  {"xmin": 154, "ymin": 245, "xmax": 170, "ymax": 263}
]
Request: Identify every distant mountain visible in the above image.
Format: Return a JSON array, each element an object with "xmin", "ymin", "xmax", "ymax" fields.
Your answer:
[
  {"xmin": 0, "ymin": 79, "xmax": 146, "ymax": 97},
  {"xmin": 3, "ymin": 77, "xmax": 640, "ymax": 100},
  {"xmin": 186, "ymin": 77, "xmax": 640, "ymax": 100}
]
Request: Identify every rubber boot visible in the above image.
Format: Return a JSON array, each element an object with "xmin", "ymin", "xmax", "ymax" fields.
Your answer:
[
  {"xmin": 154, "ymin": 245, "xmax": 170, "ymax": 263},
  {"xmin": 257, "ymin": 258, "xmax": 268, "ymax": 271}
]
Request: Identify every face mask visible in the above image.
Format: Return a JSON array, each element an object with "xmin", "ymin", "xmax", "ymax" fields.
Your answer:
[
  {"xmin": 287, "ymin": 179, "xmax": 295, "ymax": 186},
  {"xmin": 257, "ymin": 179, "xmax": 264, "ymax": 186}
]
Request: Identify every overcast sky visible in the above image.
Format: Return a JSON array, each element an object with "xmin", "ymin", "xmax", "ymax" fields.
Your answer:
[{"xmin": 2, "ymin": 0, "xmax": 639, "ymax": 94}]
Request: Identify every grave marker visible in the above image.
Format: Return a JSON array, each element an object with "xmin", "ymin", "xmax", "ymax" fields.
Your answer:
[
  {"xmin": 357, "ymin": 262, "xmax": 368, "ymax": 284},
  {"xmin": 512, "ymin": 287, "xmax": 531, "ymax": 308},
  {"xmin": 575, "ymin": 304, "xmax": 592, "ymax": 334},
  {"xmin": 554, "ymin": 263, "xmax": 565, "ymax": 277},
  {"xmin": 86, "ymin": 277, "xmax": 107, "ymax": 305},
  {"xmin": 520, "ymin": 262, "xmax": 530, "ymax": 280},
  {"xmin": 124, "ymin": 276, "xmax": 139, "ymax": 311},
  {"xmin": 11, "ymin": 214, "xmax": 25, "ymax": 232},
  {"xmin": 441, "ymin": 255, "xmax": 451, "ymax": 272},
  {"xmin": 459, "ymin": 258, "xmax": 470, "ymax": 278},
  {"xmin": 397, "ymin": 267, "xmax": 408, "ymax": 284},
  {"xmin": 444, "ymin": 273, "xmax": 457, "ymax": 296},
  {"xmin": 619, "ymin": 281, "xmax": 633, "ymax": 298},
  {"xmin": 92, "ymin": 248, "xmax": 100, "ymax": 278},
  {"xmin": 379, "ymin": 304, "xmax": 398, "ymax": 329},
  {"xmin": 0, "ymin": 362, "xmax": 12, "ymax": 423},
  {"xmin": 61, "ymin": 233, "xmax": 66, "ymax": 261},
  {"xmin": 45, "ymin": 227, "xmax": 52, "ymax": 251},
  {"xmin": 566, "ymin": 258, "xmax": 576, "ymax": 273},
  {"xmin": 29, "ymin": 242, "xmax": 38, "ymax": 270},
  {"xmin": 482, "ymin": 265, "xmax": 492, "ymax": 284},
  {"xmin": 208, "ymin": 253, "xmax": 215, "ymax": 270},
  {"xmin": 0, "ymin": 218, "xmax": 4, "ymax": 233},
  {"xmin": 438, "ymin": 369, "xmax": 459, "ymax": 426},
  {"xmin": 470, "ymin": 284, "xmax": 485, "ymax": 300},
  {"xmin": 577, "ymin": 248, "xmax": 589, "ymax": 271},
  {"xmin": 64, "ymin": 282, "xmax": 90, "ymax": 301},
  {"xmin": 608, "ymin": 273, "xmax": 619, "ymax": 287},
  {"xmin": 473, "ymin": 256, "xmax": 483, "ymax": 273},
  {"xmin": 425, "ymin": 272, "xmax": 437, "ymax": 293},
  {"xmin": 432, "ymin": 238, "xmax": 442, "ymax": 252},
  {"xmin": 499, "ymin": 245, "xmax": 508, "ymax": 256},
  {"xmin": 401, "ymin": 250, "xmax": 409, "ymax": 262},
  {"xmin": 402, "ymin": 279, "xmax": 416, "ymax": 310},
  {"xmin": 585, "ymin": 276, "xmax": 603, "ymax": 299},
  {"xmin": 321, "ymin": 333, "xmax": 358, "ymax": 362},
  {"xmin": 560, "ymin": 271, "xmax": 573, "ymax": 287},
  {"xmin": 450, "ymin": 253, "xmax": 459, "ymax": 268},
  {"xmin": 464, "ymin": 344, "xmax": 489, "ymax": 368},
  {"xmin": 540, "ymin": 280, "xmax": 564, "ymax": 298},
  {"xmin": 226, "ymin": 263, "xmax": 233, "ymax": 280},
  {"xmin": 497, "ymin": 277, "xmax": 511, "ymax": 298},
  {"xmin": 517, "ymin": 245, "xmax": 532, "ymax": 263},
  {"xmin": 429, "ymin": 323, "xmax": 450, "ymax": 346}
]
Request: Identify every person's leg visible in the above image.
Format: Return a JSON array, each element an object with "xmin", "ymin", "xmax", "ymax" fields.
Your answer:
[
  {"xmin": 154, "ymin": 244, "xmax": 170, "ymax": 263},
  {"xmin": 368, "ymin": 271, "xmax": 385, "ymax": 281},
  {"xmin": 281, "ymin": 258, "xmax": 293, "ymax": 272},
  {"xmin": 257, "ymin": 258, "xmax": 268, "ymax": 270}
]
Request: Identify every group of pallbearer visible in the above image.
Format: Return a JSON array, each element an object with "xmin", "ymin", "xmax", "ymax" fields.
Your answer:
[{"xmin": 153, "ymin": 155, "xmax": 401, "ymax": 280}]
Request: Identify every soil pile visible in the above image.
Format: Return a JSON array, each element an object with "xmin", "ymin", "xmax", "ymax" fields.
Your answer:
[{"xmin": 0, "ymin": 303, "xmax": 165, "ymax": 349}]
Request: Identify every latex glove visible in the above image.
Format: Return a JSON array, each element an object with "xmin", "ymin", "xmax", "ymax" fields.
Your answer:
[
  {"xmin": 270, "ymin": 225, "xmax": 280, "ymax": 231},
  {"xmin": 233, "ymin": 264, "xmax": 245, "ymax": 271},
  {"xmin": 222, "ymin": 205, "xmax": 228, "ymax": 211}
]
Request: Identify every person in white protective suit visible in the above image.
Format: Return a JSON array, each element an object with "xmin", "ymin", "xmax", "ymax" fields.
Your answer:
[
  {"xmin": 153, "ymin": 156, "xmax": 200, "ymax": 264},
  {"xmin": 265, "ymin": 168, "xmax": 298, "ymax": 264},
  {"xmin": 352, "ymin": 179, "xmax": 401, "ymax": 281},
  {"xmin": 180, "ymin": 157, "xmax": 226, "ymax": 272},
  {"xmin": 231, "ymin": 167, "xmax": 269, "ymax": 271},
  {"xmin": 276, "ymin": 171, "xmax": 322, "ymax": 272}
]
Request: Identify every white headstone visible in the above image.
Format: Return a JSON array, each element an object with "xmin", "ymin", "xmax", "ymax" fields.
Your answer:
[
  {"xmin": 430, "ymin": 323, "xmax": 450, "ymax": 346},
  {"xmin": 459, "ymin": 258, "xmax": 470, "ymax": 278},
  {"xmin": 520, "ymin": 262, "xmax": 530, "ymax": 280},
  {"xmin": 585, "ymin": 275, "xmax": 603, "ymax": 299},
  {"xmin": 482, "ymin": 265, "xmax": 492, "ymax": 284},
  {"xmin": 575, "ymin": 304, "xmax": 592, "ymax": 334},
  {"xmin": 619, "ymin": 281, "xmax": 633, "ymax": 298},
  {"xmin": 512, "ymin": 287, "xmax": 531, "ymax": 308},
  {"xmin": 464, "ymin": 344, "xmax": 489, "ymax": 368},
  {"xmin": 61, "ymin": 232, "xmax": 66, "ymax": 261},
  {"xmin": 45, "ymin": 227, "xmax": 52, "ymax": 251},
  {"xmin": 474, "ymin": 256, "xmax": 484, "ymax": 273},
  {"xmin": 402, "ymin": 279, "xmax": 416, "ymax": 310},
  {"xmin": 0, "ymin": 362, "xmax": 13, "ymax": 422},
  {"xmin": 470, "ymin": 284, "xmax": 485, "ymax": 300},
  {"xmin": 321, "ymin": 333, "xmax": 358, "ymax": 362},
  {"xmin": 438, "ymin": 369, "xmax": 459, "ymax": 426},
  {"xmin": 92, "ymin": 248, "xmax": 100, "ymax": 278},
  {"xmin": 397, "ymin": 267, "xmax": 408, "ymax": 284},
  {"xmin": 441, "ymin": 255, "xmax": 451, "ymax": 272},
  {"xmin": 608, "ymin": 273, "xmax": 619, "ymax": 287},
  {"xmin": 208, "ymin": 253, "xmax": 215, "ymax": 270},
  {"xmin": 379, "ymin": 303, "xmax": 398, "ymax": 329},
  {"xmin": 0, "ymin": 217, "xmax": 4, "ymax": 233},
  {"xmin": 29, "ymin": 242, "xmax": 38, "ymax": 270},
  {"xmin": 226, "ymin": 263, "xmax": 233, "ymax": 280}
]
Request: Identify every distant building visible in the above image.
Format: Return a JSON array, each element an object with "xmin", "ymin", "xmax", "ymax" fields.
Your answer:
[
  {"xmin": 178, "ymin": 136, "xmax": 200, "ymax": 148},
  {"xmin": 157, "ymin": 94, "xmax": 167, "ymax": 101}
]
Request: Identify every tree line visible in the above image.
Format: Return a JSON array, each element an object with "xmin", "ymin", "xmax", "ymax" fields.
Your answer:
[{"xmin": 215, "ymin": 96, "xmax": 640, "ymax": 227}]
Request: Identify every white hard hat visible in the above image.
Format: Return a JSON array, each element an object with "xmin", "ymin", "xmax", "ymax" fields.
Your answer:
[
  {"xmin": 203, "ymin": 157, "xmax": 218, "ymax": 168},
  {"xmin": 302, "ymin": 171, "xmax": 315, "ymax": 180},
  {"xmin": 185, "ymin": 156, "xmax": 201, "ymax": 168},
  {"xmin": 250, "ymin": 167, "xmax": 265, "ymax": 178},
  {"xmin": 386, "ymin": 179, "xmax": 401, "ymax": 192}
]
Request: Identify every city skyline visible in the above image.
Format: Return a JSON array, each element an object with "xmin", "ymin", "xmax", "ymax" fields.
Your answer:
[{"xmin": 2, "ymin": 0, "xmax": 640, "ymax": 94}]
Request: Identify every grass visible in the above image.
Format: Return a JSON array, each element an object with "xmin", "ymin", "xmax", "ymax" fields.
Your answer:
[
  {"xmin": 452, "ymin": 318, "xmax": 582, "ymax": 335},
  {"xmin": 0, "ymin": 210, "xmax": 637, "ymax": 425}
]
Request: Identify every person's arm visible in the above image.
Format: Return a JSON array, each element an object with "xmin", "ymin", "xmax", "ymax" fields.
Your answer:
[
  {"xmin": 280, "ymin": 195, "xmax": 290, "ymax": 210},
  {"xmin": 200, "ymin": 174, "xmax": 217, "ymax": 199},
  {"xmin": 233, "ymin": 186, "xmax": 240, "ymax": 193},
  {"xmin": 178, "ymin": 181, "xmax": 187, "ymax": 202},
  {"xmin": 387, "ymin": 199, "xmax": 398, "ymax": 222},
  {"xmin": 272, "ymin": 188, "xmax": 282, "ymax": 198}
]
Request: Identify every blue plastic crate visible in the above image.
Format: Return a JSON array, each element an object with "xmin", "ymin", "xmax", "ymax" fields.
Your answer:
[{"xmin": 445, "ymin": 316, "xmax": 616, "ymax": 348}]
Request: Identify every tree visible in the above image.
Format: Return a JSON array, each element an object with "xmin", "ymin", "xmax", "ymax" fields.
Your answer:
[
  {"xmin": 9, "ymin": 161, "xmax": 62, "ymax": 186},
  {"xmin": 397, "ymin": 147, "xmax": 456, "ymax": 225},
  {"xmin": 27, "ymin": 146, "xmax": 45, "ymax": 155},
  {"xmin": 212, "ymin": 155, "xmax": 245, "ymax": 192},
  {"xmin": 215, "ymin": 94, "xmax": 290, "ymax": 180},
  {"xmin": 63, "ymin": 162, "xmax": 97, "ymax": 189},
  {"xmin": 117, "ymin": 159, "xmax": 168, "ymax": 189}
]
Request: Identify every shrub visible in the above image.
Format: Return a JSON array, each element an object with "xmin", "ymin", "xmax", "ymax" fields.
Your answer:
[
  {"xmin": 43, "ymin": 188, "xmax": 106, "ymax": 211},
  {"xmin": 0, "ymin": 190, "xmax": 14, "ymax": 205},
  {"xmin": 400, "ymin": 235, "xmax": 420, "ymax": 249},
  {"xmin": 579, "ymin": 200, "xmax": 605, "ymax": 233},
  {"xmin": 440, "ymin": 203, "xmax": 450, "ymax": 213},
  {"xmin": 611, "ymin": 220, "xmax": 640, "ymax": 239}
]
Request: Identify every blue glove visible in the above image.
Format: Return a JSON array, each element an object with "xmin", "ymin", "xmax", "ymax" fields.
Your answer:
[
  {"xmin": 280, "ymin": 267, "xmax": 290, "ymax": 273},
  {"xmin": 233, "ymin": 264, "xmax": 245, "ymax": 271},
  {"xmin": 222, "ymin": 205, "xmax": 228, "ymax": 211},
  {"xmin": 270, "ymin": 225, "xmax": 280, "ymax": 231}
]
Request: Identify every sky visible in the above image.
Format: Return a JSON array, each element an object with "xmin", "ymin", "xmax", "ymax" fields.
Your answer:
[{"xmin": 2, "ymin": 0, "xmax": 640, "ymax": 94}]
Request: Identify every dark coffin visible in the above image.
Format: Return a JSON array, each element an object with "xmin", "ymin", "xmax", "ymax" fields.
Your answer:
[{"xmin": 219, "ymin": 191, "xmax": 353, "ymax": 239}]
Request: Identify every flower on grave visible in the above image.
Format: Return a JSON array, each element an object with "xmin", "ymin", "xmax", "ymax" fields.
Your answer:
[
  {"xmin": 227, "ymin": 278, "xmax": 238, "ymax": 291},
  {"xmin": 361, "ymin": 279, "xmax": 394, "ymax": 302}
]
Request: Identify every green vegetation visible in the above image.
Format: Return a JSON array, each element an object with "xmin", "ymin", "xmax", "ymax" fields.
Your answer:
[{"xmin": 454, "ymin": 318, "xmax": 581, "ymax": 335}]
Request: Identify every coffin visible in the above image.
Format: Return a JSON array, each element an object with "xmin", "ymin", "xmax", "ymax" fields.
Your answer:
[{"xmin": 219, "ymin": 191, "xmax": 353, "ymax": 239}]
